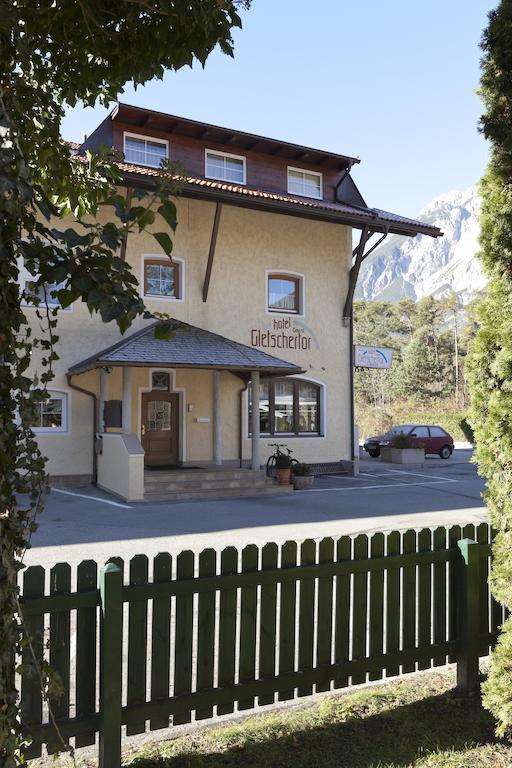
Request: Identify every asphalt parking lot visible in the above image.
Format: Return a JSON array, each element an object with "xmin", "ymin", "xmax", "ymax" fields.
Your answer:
[{"xmin": 24, "ymin": 448, "xmax": 486, "ymax": 570}]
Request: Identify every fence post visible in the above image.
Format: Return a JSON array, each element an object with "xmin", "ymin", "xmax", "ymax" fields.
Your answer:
[
  {"xmin": 99, "ymin": 563, "xmax": 123, "ymax": 768},
  {"xmin": 456, "ymin": 538, "xmax": 481, "ymax": 695}
]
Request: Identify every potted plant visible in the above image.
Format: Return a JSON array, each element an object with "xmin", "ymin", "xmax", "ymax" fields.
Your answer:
[
  {"xmin": 292, "ymin": 462, "xmax": 314, "ymax": 490},
  {"xmin": 275, "ymin": 452, "xmax": 292, "ymax": 485},
  {"xmin": 390, "ymin": 432, "xmax": 425, "ymax": 464}
]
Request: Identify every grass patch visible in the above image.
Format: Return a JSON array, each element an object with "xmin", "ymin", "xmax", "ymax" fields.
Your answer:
[{"xmin": 123, "ymin": 669, "xmax": 510, "ymax": 768}]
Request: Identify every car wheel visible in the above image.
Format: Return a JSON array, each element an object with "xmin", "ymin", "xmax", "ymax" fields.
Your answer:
[
  {"xmin": 440, "ymin": 445, "xmax": 452, "ymax": 459},
  {"xmin": 368, "ymin": 449, "xmax": 380, "ymax": 458}
]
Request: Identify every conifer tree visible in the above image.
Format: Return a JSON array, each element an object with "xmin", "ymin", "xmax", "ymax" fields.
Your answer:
[{"xmin": 466, "ymin": 0, "xmax": 512, "ymax": 735}]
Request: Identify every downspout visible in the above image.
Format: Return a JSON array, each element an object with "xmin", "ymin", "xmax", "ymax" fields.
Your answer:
[
  {"xmin": 239, "ymin": 381, "xmax": 249, "ymax": 468},
  {"xmin": 66, "ymin": 373, "xmax": 98, "ymax": 484}
]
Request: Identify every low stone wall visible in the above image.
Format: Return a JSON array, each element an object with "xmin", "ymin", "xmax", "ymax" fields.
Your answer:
[{"xmin": 97, "ymin": 433, "xmax": 145, "ymax": 501}]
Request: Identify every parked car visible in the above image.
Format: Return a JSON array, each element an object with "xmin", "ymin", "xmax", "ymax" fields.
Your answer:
[{"xmin": 363, "ymin": 424, "xmax": 454, "ymax": 459}]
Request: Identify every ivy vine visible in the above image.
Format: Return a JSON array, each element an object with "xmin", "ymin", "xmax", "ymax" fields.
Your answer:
[{"xmin": 0, "ymin": 1, "xmax": 249, "ymax": 764}]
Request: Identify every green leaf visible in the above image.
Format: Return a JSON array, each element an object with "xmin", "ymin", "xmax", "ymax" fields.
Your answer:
[
  {"xmin": 152, "ymin": 231, "xmax": 173, "ymax": 256},
  {"xmin": 137, "ymin": 208, "xmax": 156, "ymax": 230},
  {"xmin": 158, "ymin": 200, "xmax": 178, "ymax": 232},
  {"xmin": 56, "ymin": 289, "xmax": 79, "ymax": 308},
  {"xmin": 100, "ymin": 222, "xmax": 121, "ymax": 248},
  {"xmin": 154, "ymin": 321, "xmax": 177, "ymax": 340}
]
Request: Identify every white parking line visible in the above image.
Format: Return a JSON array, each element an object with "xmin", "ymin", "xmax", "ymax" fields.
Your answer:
[
  {"xmin": 52, "ymin": 487, "xmax": 132, "ymax": 509},
  {"xmin": 304, "ymin": 479, "xmax": 458, "ymax": 493},
  {"xmin": 386, "ymin": 469, "xmax": 457, "ymax": 482}
]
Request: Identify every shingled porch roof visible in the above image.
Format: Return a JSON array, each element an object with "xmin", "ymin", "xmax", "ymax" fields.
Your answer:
[{"xmin": 68, "ymin": 320, "xmax": 305, "ymax": 380}]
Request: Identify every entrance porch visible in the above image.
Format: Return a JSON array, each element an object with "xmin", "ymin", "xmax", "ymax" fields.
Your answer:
[{"xmin": 68, "ymin": 320, "xmax": 304, "ymax": 501}]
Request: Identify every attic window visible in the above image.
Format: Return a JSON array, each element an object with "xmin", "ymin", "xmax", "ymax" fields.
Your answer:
[
  {"xmin": 124, "ymin": 133, "xmax": 168, "ymax": 168},
  {"xmin": 205, "ymin": 150, "xmax": 246, "ymax": 184},
  {"xmin": 287, "ymin": 167, "xmax": 322, "ymax": 199}
]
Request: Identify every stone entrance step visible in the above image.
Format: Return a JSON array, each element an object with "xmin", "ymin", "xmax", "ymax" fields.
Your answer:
[
  {"xmin": 143, "ymin": 467, "xmax": 293, "ymax": 502},
  {"xmin": 144, "ymin": 484, "xmax": 292, "ymax": 502}
]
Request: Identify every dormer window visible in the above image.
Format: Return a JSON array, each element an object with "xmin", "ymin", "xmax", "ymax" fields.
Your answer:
[
  {"xmin": 205, "ymin": 150, "xmax": 246, "ymax": 184},
  {"xmin": 124, "ymin": 133, "xmax": 168, "ymax": 168},
  {"xmin": 287, "ymin": 167, "xmax": 322, "ymax": 200}
]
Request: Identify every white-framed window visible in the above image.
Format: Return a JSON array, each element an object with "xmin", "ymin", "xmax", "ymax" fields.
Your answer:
[
  {"xmin": 266, "ymin": 270, "xmax": 305, "ymax": 316},
  {"xmin": 141, "ymin": 255, "xmax": 184, "ymax": 302},
  {"xmin": 124, "ymin": 132, "xmax": 168, "ymax": 168},
  {"xmin": 287, "ymin": 167, "xmax": 323, "ymax": 200},
  {"xmin": 18, "ymin": 258, "xmax": 71, "ymax": 311},
  {"xmin": 205, "ymin": 149, "xmax": 246, "ymax": 184},
  {"xmin": 248, "ymin": 377, "xmax": 324, "ymax": 436},
  {"xmin": 27, "ymin": 390, "xmax": 69, "ymax": 434}
]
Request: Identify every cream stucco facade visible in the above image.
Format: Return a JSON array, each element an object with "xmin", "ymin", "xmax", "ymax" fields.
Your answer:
[{"xmin": 27, "ymin": 196, "xmax": 353, "ymax": 489}]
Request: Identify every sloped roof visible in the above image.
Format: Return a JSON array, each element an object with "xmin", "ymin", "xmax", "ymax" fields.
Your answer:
[
  {"xmin": 66, "ymin": 142, "xmax": 441, "ymax": 238},
  {"xmin": 68, "ymin": 321, "xmax": 305, "ymax": 379},
  {"xmin": 114, "ymin": 159, "xmax": 441, "ymax": 239}
]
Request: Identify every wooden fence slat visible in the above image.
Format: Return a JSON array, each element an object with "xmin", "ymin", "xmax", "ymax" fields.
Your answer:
[
  {"xmin": 278, "ymin": 541, "xmax": 297, "ymax": 701},
  {"xmin": 195, "ymin": 549, "xmax": 217, "ymax": 720},
  {"xmin": 448, "ymin": 525, "xmax": 462, "ymax": 662},
  {"xmin": 126, "ymin": 555, "xmax": 149, "ymax": 735},
  {"xmin": 476, "ymin": 523, "xmax": 491, "ymax": 655},
  {"xmin": 316, "ymin": 537, "xmax": 335, "ymax": 693},
  {"xmin": 433, "ymin": 527, "xmax": 448, "ymax": 666},
  {"xmin": 217, "ymin": 547, "xmax": 238, "ymax": 716},
  {"xmin": 334, "ymin": 536, "xmax": 351, "ymax": 688},
  {"xmin": 402, "ymin": 529, "xmax": 417, "ymax": 673},
  {"xmin": 75, "ymin": 560, "xmax": 98, "ymax": 747},
  {"xmin": 46, "ymin": 563, "xmax": 72, "ymax": 754},
  {"xmin": 21, "ymin": 566, "xmax": 45, "ymax": 759},
  {"xmin": 238, "ymin": 544, "xmax": 258, "ymax": 711},
  {"xmin": 417, "ymin": 528, "xmax": 432, "ymax": 671},
  {"xmin": 258, "ymin": 542, "xmax": 278, "ymax": 706},
  {"xmin": 351, "ymin": 534, "xmax": 368, "ymax": 685},
  {"xmin": 298, "ymin": 539, "xmax": 316, "ymax": 696},
  {"xmin": 150, "ymin": 552, "xmax": 172, "ymax": 731},
  {"xmin": 173, "ymin": 551, "xmax": 195, "ymax": 725},
  {"xmin": 368, "ymin": 533, "xmax": 385, "ymax": 681},
  {"xmin": 463, "ymin": 523, "xmax": 475, "ymax": 541},
  {"xmin": 385, "ymin": 530, "xmax": 401, "ymax": 677}
]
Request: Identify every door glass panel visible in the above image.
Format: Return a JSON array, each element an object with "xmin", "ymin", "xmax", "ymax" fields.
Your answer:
[
  {"xmin": 148, "ymin": 400, "xmax": 171, "ymax": 431},
  {"xmin": 274, "ymin": 381, "xmax": 294, "ymax": 432},
  {"xmin": 412, "ymin": 426, "xmax": 429, "ymax": 438}
]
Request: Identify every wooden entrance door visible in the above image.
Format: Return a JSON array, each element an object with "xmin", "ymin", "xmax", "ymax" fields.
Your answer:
[{"xmin": 141, "ymin": 392, "xmax": 180, "ymax": 466}]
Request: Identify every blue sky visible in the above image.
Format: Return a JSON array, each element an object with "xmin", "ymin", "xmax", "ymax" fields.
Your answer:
[{"xmin": 62, "ymin": 0, "xmax": 495, "ymax": 218}]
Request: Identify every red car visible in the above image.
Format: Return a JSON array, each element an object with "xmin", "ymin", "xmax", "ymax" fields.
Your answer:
[{"xmin": 363, "ymin": 424, "xmax": 454, "ymax": 459}]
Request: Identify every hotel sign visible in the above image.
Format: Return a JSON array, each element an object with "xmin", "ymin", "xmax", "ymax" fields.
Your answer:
[
  {"xmin": 251, "ymin": 317, "xmax": 318, "ymax": 352},
  {"xmin": 354, "ymin": 345, "xmax": 393, "ymax": 369}
]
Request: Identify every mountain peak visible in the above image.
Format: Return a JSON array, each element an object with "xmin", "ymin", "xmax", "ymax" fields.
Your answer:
[{"xmin": 355, "ymin": 186, "xmax": 484, "ymax": 304}]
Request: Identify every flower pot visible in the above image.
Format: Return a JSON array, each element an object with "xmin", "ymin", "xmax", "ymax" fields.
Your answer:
[
  {"xmin": 380, "ymin": 446, "xmax": 392, "ymax": 462},
  {"xmin": 391, "ymin": 447, "xmax": 425, "ymax": 464},
  {"xmin": 293, "ymin": 475, "xmax": 314, "ymax": 490},
  {"xmin": 276, "ymin": 467, "xmax": 291, "ymax": 485}
]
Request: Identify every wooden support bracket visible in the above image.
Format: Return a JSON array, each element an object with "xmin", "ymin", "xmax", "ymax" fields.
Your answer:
[{"xmin": 202, "ymin": 202, "xmax": 222, "ymax": 303}]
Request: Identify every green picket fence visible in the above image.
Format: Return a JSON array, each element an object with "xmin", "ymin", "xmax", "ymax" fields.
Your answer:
[{"xmin": 18, "ymin": 523, "xmax": 505, "ymax": 767}]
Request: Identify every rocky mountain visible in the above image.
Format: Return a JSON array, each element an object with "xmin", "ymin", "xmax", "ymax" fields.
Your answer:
[{"xmin": 355, "ymin": 186, "xmax": 485, "ymax": 304}]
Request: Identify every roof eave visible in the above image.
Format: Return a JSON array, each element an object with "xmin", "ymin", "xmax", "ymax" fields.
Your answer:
[
  {"xmin": 69, "ymin": 359, "xmax": 305, "ymax": 377},
  {"xmin": 120, "ymin": 168, "xmax": 442, "ymax": 239}
]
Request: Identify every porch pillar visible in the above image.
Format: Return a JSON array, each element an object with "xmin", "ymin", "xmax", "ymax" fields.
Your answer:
[
  {"xmin": 251, "ymin": 371, "xmax": 260, "ymax": 471},
  {"xmin": 212, "ymin": 370, "xmax": 222, "ymax": 466},
  {"xmin": 122, "ymin": 366, "xmax": 132, "ymax": 434},
  {"xmin": 99, "ymin": 367, "xmax": 109, "ymax": 432}
]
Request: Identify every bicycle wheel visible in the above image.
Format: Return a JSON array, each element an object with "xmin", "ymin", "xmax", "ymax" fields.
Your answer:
[{"xmin": 266, "ymin": 454, "xmax": 277, "ymax": 478}]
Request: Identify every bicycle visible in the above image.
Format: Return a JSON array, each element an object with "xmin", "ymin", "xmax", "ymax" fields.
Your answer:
[{"xmin": 266, "ymin": 443, "xmax": 299, "ymax": 477}]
